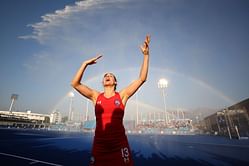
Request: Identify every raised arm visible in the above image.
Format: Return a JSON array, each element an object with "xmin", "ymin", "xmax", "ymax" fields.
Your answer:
[
  {"xmin": 120, "ymin": 35, "xmax": 150, "ymax": 105},
  {"xmin": 71, "ymin": 55, "xmax": 102, "ymax": 104}
]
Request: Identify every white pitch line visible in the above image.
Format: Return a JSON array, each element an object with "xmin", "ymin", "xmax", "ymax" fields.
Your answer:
[{"xmin": 0, "ymin": 152, "xmax": 63, "ymax": 166}]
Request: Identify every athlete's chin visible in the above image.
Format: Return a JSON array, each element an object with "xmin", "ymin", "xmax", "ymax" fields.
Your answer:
[{"xmin": 103, "ymin": 82, "xmax": 114, "ymax": 86}]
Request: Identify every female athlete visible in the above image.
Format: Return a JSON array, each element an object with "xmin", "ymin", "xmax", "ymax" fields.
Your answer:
[{"xmin": 71, "ymin": 35, "xmax": 150, "ymax": 166}]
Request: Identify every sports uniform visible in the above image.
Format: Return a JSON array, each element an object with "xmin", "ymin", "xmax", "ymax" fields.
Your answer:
[{"xmin": 90, "ymin": 92, "xmax": 133, "ymax": 166}]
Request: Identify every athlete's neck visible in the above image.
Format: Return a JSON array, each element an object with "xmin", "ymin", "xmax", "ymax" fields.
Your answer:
[{"xmin": 103, "ymin": 87, "xmax": 115, "ymax": 98}]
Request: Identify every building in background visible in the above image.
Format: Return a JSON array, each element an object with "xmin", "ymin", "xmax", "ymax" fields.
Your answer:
[
  {"xmin": 50, "ymin": 110, "xmax": 62, "ymax": 124},
  {"xmin": 0, "ymin": 110, "xmax": 50, "ymax": 128},
  {"xmin": 203, "ymin": 98, "xmax": 249, "ymax": 138}
]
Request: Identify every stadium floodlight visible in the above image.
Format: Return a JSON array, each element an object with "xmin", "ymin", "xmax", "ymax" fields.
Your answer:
[
  {"xmin": 68, "ymin": 91, "xmax": 75, "ymax": 98},
  {"xmin": 158, "ymin": 78, "xmax": 168, "ymax": 88},
  {"xmin": 158, "ymin": 78, "xmax": 168, "ymax": 125}
]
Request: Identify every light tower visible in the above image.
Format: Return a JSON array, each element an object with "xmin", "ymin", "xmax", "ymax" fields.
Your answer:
[
  {"xmin": 68, "ymin": 91, "xmax": 75, "ymax": 121},
  {"xmin": 135, "ymin": 88, "xmax": 140, "ymax": 126},
  {"xmin": 158, "ymin": 78, "xmax": 168, "ymax": 125},
  {"xmin": 85, "ymin": 99, "xmax": 89, "ymax": 122},
  {"xmin": 9, "ymin": 94, "xmax": 18, "ymax": 113}
]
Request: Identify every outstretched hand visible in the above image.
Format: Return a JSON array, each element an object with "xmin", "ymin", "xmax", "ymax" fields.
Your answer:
[
  {"xmin": 84, "ymin": 55, "xmax": 102, "ymax": 65},
  {"xmin": 140, "ymin": 35, "xmax": 150, "ymax": 55}
]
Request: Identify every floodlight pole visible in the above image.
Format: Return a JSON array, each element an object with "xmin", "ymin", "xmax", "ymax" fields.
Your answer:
[
  {"xmin": 9, "ymin": 94, "xmax": 18, "ymax": 113},
  {"xmin": 85, "ymin": 99, "xmax": 89, "ymax": 122},
  {"xmin": 68, "ymin": 92, "xmax": 74, "ymax": 122},
  {"xmin": 135, "ymin": 89, "xmax": 140, "ymax": 126},
  {"xmin": 162, "ymin": 87, "xmax": 168, "ymax": 124},
  {"xmin": 158, "ymin": 78, "xmax": 168, "ymax": 126}
]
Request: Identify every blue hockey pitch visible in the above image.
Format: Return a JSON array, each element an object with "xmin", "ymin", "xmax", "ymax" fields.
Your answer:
[{"xmin": 0, "ymin": 128, "xmax": 249, "ymax": 166}]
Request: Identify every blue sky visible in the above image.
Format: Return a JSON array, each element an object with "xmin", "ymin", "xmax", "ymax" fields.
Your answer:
[{"xmin": 0, "ymin": 0, "xmax": 249, "ymax": 119}]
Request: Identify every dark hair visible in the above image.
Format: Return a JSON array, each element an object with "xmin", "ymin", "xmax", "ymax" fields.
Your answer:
[{"xmin": 103, "ymin": 73, "xmax": 117, "ymax": 90}]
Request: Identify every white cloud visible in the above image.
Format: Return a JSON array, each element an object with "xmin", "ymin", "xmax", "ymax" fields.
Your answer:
[
  {"xmin": 19, "ymin": 0, "xmax": 128, "ymax": 43},
  {"xmin": 19, "ymin": 0, "xmax": 145, "ymax": 78}
]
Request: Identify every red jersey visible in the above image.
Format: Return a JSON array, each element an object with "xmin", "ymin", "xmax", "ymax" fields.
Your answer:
[{"xmin": 90, "ymin": 92, "xmax": 133, "ymax": 166}]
